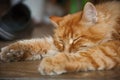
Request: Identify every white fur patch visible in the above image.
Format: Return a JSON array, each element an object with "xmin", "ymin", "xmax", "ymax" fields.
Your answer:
[
  {"xmin": 18, "ymin": 36, "xmax": 53, "ymax": 44},
  {"xmin": 26, "ymin": 54, "xmax": 42, "ymax": 60}
]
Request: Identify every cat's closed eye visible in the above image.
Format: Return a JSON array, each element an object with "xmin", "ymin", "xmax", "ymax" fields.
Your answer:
[
  {"xmin": 80, "ymin": 45, "xmax": 87, "ymax": 48},
  {"xmin": 73, "ymin": 36, "xmax": 83, "ymax": 44}
]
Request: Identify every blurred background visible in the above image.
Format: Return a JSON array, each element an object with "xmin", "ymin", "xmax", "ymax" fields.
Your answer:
[
  {"xmin": 8, "ymin": 0, "xmax": 116, "ymax": 24},
  {"xmin": 0, "ymin": 0, "xmax": 117, "ymax": 46}
]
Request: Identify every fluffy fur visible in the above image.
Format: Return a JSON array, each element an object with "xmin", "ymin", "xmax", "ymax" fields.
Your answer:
[{"xmin": 0, "ymin": 1, "xmax": 120, "ymax": 75}]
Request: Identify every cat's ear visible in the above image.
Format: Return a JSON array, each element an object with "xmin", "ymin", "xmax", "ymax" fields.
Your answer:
[
  {"xmin": 50, "ymin": 16, "xmax": 62, "ymax": 27},
  {"xmin": 82, "ymin": 2, "xmax": 97, "ymax": 24}
]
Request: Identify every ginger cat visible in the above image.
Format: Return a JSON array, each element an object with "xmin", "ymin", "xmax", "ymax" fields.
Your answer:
[{"xmin": 0, "ymin": 1, "xmax": 120, "ymax": 75}]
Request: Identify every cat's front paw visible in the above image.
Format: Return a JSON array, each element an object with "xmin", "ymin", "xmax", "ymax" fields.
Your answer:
[
  {"xmin": 0, "ymin": 46, "xmax": 24, "ymax": 62},
  {"xmin": 38, "ymin": 57, "xmax": 67, "ymax": 75}
]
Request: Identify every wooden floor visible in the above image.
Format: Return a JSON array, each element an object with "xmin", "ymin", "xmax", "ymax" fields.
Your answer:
[
  {"xmin": 0, "ymin": 60, "xmax": 120, "ymax": 80},
  {"xmin": 0, "ymin": 24, "xmax": 120, "ymax": 80}
]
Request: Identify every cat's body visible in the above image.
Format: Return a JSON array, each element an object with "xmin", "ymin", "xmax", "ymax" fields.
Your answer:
[{"xmin": 0, "ymin": 1, "xmax": 120, "ymax": 75}]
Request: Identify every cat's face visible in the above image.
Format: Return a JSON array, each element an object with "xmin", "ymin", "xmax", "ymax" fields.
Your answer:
[{"xmin": 50, "ymin": 2, "xmax": 112, "ymax": 53}]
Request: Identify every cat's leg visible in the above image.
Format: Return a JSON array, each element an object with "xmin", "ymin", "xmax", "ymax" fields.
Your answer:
[
  {"xmin": 0, "ymin": 37, "xmax": 57, "ymax": 62},
  {"xmin": 38, "ymin": 41, "xmax": 120, "ymax": 75}
]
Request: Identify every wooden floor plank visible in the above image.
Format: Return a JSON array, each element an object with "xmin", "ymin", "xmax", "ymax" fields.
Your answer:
[{"xmin": 0, "ymin": 60, "xmax": 120, "ymax": 80}]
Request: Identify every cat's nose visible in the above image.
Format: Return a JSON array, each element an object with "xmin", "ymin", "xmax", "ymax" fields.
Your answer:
[
  {"xmin": 64, "ymin": 46, "xmax": 72, "ymax": 53},
  {"xmin": 68, "ymin": 49, "xmax": 72, "ymax": 53},
  {"xmin": 68, "ymin": 45, "xmax": 73, "ymax": 53}
]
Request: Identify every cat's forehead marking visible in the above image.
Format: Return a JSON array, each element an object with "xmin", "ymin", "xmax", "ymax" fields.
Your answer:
[
  {"xmin": 68, "ymin": 28, "xmax": 74, "ymax": 44},
  {"xmin": 69, "ymin": 38, "xmax": 73, "ymax": 44}
]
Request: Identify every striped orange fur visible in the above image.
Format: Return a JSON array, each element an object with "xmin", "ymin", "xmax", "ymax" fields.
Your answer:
[{"xmin": 0, "ymin": 1, "xmax": 120, "ymax": 75}]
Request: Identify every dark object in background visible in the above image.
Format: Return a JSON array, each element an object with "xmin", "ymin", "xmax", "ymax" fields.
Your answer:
[{"xmin": 0, "ymin": 3, "xmax": 31, "ymax": 40}]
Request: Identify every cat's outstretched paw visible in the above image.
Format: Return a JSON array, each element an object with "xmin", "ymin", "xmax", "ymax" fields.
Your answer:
[
  {"xmin": 38, "ymin": 57, "xmax": 67, "ymax": 75},
  {"xmin": 0, "ymin": 46, "xmax": 24, "ymax": 62}
]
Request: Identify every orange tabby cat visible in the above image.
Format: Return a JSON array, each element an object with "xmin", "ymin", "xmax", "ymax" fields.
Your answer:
[{"xmin": 0, "ymin": 1, "xmax": 120, "ymax": 75}]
